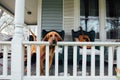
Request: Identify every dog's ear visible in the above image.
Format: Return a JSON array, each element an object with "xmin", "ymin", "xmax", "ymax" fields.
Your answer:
[
  {"xmin": 42, "ymin": 35, "xmax": 48, "ymax": 41},
  {"xmin": 57, "ymin": 34, "xmax": 63, "ymax": 41}
]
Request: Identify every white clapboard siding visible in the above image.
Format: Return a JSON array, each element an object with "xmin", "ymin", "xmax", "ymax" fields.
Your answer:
[
  {"xmin": 64, "ymin": 0, "xmax": 74, "ymax": 34},
  {"xmin": 42, "ymin": 0, "xmax": 63, "ymax": 30}
]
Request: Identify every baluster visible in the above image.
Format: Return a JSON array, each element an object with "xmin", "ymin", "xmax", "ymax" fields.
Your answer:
[
  {"xmin": 82, "ymin": 46, "xmax": 87, "ymax": 76},
  {"xmin": 91, "ymin": 46, "xmax": 95, "ymax": 76},
  {"xmin": 73, "ymin": 46, "xmax": 77, "ymax": 76},
  {"xmin": 27, "ymin": 45, "xmax": 31, "ymax": 76},
  {"xmin": 36, "ymin": 45, "xmax": 40, "ymax": 76},
  {"xmin": 45, "ymin": 45, "xmax": 49, "ymax": 76},
  {"xmin": 108, "ymin": 46, "xmax": 113, "ymax": 76},
  {"xmin": 100, "ymin": 46, "xmax": 104, "ymax": 76},
  {"xmin": 3, "ymin": 45, "xmax": 8, "ymax": 76},
  {"xmin": 55, "ymin": 46, "xmax": 59, "ymax": 76},
  {"xmin": 64, "ymin": 46, "xmax": 68, "ymax": 76}
]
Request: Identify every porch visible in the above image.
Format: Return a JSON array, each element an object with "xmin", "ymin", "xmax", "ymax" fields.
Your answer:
[
  {"xmin": 0, "ymin": 41, "xmax": 120, "ymax": 80},
  {"xmin": 0, "ymin": 0, "xmax": 120, "ymax": 80}
]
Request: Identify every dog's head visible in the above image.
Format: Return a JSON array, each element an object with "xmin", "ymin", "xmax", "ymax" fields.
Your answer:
[{"xmin": 42, "ymin": 31, "xmax": 63, "ymax": 46}]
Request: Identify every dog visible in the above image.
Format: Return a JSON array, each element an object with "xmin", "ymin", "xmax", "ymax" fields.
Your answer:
[{"xmin": 25, "ymin": 29, "xmax": 63, "ymax": 75}]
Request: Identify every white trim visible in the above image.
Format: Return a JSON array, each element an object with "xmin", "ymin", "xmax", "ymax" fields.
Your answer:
[
  {"xmin": 74, "ymin": 0, "xmax": 80, "ymax": 30},
  {"xmin": 11, "ymin": 0, "xmax": 25, "ymax": 79},
  {"xmin": 99, "ymin": 0, "xmax": 106, "ymax": 41},
  {"xmin": 37, "ymin": 0, "xmax": 42, "ymax": 41},
  {"xmin": 63, "ymin": 0, "xmax": 64, "ymax": 30},
  {"xmin": 23, "ymin": 76, "xmax": 117, "ymax": 80}
]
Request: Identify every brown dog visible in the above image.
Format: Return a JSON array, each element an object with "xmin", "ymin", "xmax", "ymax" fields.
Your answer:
[{"xmin": 28, "ymin": 30, "xmax": 63, "ymax": 75}]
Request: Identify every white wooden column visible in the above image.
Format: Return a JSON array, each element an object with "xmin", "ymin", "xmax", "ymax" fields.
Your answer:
[
  {"xmin": 74, "ymin": 0, "xmax": 80, "ymax": 30},
  {"xmin": 99, "ymin": 0, "xmax": 106, "ymax": 41},
  {"xmin": 37, "ymin": 0, "xmax": 42, "ymax": 41},
  {"xmin": 11, "ymin": 0, "xmax": 24, "ymax": 80}
]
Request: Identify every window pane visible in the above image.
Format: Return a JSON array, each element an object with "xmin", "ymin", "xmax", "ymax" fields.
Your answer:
[
  {"xmin": 106, "ymin": 0, "xmax": 120, "ymax": 39},
  {"xmin": 80, "ymin": 0, "xmax": 99, "ymax": 39}
]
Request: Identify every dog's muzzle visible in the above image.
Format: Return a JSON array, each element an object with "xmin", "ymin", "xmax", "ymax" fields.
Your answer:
[{"xmin": 52, "ymin": 40, "xmax": 57, "ymax": 46}]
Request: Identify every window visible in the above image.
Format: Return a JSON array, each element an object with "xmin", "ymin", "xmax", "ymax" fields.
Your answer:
[
  {"xmin": 80, "ymin": 0, "xmax": 99, "ymax": 39},
  {"xmin": 106, "ymin": 0, "xmax": 120, "ymax": 39}
]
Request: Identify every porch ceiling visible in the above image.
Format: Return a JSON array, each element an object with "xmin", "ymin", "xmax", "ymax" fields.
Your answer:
[{"xmin": 0, "ymin": 0, "xmax": 38, "ymax": 25}]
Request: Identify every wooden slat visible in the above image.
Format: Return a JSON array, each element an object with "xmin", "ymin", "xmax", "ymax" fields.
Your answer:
[
  {"xmin": 45, "ymin": 45, "xmax": 49, "ymax": 76},
  {"xmin": 91, "ymin": 46, "xmax": 95, "ymax": 76},
  {"xmin": 108, "ymin": 46, "xmax": 113, "ymax": 76},
  {"xmin": 100, "ymin": 46, "xmax": 104, "ymax": 76},
  {"xmin": 82, "ymin": 46, "xmax": 87, "ymax": 76},
  {"xmin": 73, "ymin": 46, "xmax": 77, "ymax": 76},
  {"xmin": 64, "ymin": 46, "xmax": 68, "ymax": 76},
  {"xmin": 36, "ymin": 45, "xmax": 40, "ymax": 76},
  {"xmin": 27, "ymin": 45, "xmax": 31, "ymax": 76},
  {"xmin": 3, "ymin": 45, "xmax": 8, "ymax": 76},
  {"xmin": 55, "ymin": 46, "xmax": 59, "ymax": 76}
]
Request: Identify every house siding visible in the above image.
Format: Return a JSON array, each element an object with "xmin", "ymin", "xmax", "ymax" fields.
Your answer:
[
  {"xmin": 64, "ymin": 0, "xmax": 74, "ymax": 35},
  {"xmin": 41, "ymin": 0, "xmax": 63, "ymax": 30}
]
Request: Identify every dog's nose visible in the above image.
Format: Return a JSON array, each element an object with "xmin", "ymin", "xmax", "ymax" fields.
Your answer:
[{"xmin": 53, "ymin": 40, "xmax": 57, "ymax": 45}]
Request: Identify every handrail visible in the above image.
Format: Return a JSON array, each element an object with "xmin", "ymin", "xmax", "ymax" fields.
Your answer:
[
  {"xmin": 0, "ymin": 41, "xmax": 11, "ymax": 44},
  {"xmin": 57, "ymin": 42, "xmax": 120, "ymax": 46},
  {"xmin": 22, "ymin": 41, "xmax": 49, "ymax": 45},
  {"xmin": 1, "ymin": 41, "xmax": 119, "ymax": 46}
]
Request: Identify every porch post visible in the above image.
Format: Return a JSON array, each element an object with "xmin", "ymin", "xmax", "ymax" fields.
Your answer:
[
  {"xmin": 37, "ymin": 0, "xmax": 42, "ymax": 41},
  {"xmin": 99, "ymin": 0, "xmax": 106, "ymax": 41},
  {"xmin": 11, "ymin": 0, "xmax": 24, "ymax": 80}
]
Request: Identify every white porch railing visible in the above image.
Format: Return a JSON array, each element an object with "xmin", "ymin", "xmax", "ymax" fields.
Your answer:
[
  {"xmin": 0, "ymin": 41, "xmax": 120, "ymax": 80},
  {"xmin": 0, "ymin": 41, "xmax": 11, "ymax": 79}
]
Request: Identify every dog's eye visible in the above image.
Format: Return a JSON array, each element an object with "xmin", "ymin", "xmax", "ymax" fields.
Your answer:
[
  {"xmin": 50, "ymin": 35, "xmax": 52, "ymax": 37},
  {"xmin": 55, "ymin": 34, "xmax": 57, "ymax": 37}
]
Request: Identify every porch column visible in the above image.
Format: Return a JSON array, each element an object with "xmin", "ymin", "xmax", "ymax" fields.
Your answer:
[
  {"xmin": 99, "ymin": 0, "xmax": 106, "ymax": 41},
  {"xmin": 11, "ymin": 0, "xmax": 24, "ymax": 80},
  {"xmin": 37, "ymin": 0, "xmax": 42, "ymax": 41},
  {"xmin": 74, "ymin": 0, "xmax": 80, "ymax": 30}
]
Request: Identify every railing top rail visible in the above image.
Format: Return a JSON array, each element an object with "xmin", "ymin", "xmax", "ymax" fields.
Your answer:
[
  {"xmin": 1, "ymin": 41, "xmax": 119, "ymax": 46},
  {"xmin": 57, "ymin": 42, "xmax": 120, "ymax": 46},
  {"xmin": 0, "ymin": 41, "xmax": 11, "ymax": 44},
  {"xmin": 22, "ymin": 41, "xmax": 49, "ymax": 45}
]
